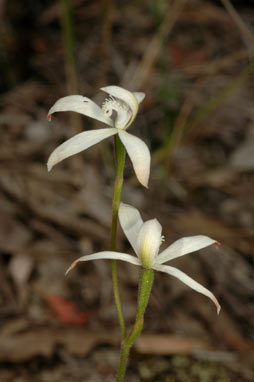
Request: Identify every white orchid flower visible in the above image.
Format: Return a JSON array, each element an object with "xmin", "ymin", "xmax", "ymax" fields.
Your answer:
[
  {"xmin": 66, "ymin": 203, "xmax": 221, "ymax": 314},
  {"xmin": 47, "ymin": 86, "xmax": 150, "ymax": 187}
]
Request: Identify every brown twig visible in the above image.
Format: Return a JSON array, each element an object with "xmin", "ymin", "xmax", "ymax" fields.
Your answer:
[
  {"xmin": 123, "ymin": 0, "xmax": 187, "ymax": 90},
  {"xmin": 221, "ymin": 0, "xmax": 254, "ymax": 60},
  {"xmin": 97, "ymin": 0, "xmax": 115, "ymax": 88},
  {"xmin": 60, "ymin": 0, "xmax": 82, "ymax": 134}
]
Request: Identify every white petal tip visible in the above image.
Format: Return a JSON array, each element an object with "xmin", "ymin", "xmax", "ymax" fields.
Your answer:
[
  {"xmin": 139, "ymin": 177, "xmax": 149, "ymax": 188},
  {"xmin": 134, "ymin": 92, "xmax": 146, "ymax": 104},
  {"xmin": 47, "ymin": 163, "xmax": 52, "ymax": 172},
  {"xmin": 211, "ymin": 295, "xmax": 221, "ymax": 315},
  {"xmin": 137, "ymin": 173, "xmax": 149, "ymax": 188},
  {"xmin": 65, "ymin": 261, "xmax": 78, "ymax": 276}
]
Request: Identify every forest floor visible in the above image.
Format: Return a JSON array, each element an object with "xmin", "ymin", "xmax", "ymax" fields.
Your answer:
[{"xmin": 0, "ymin": 0, "xmax": 253, "ymax": 381}]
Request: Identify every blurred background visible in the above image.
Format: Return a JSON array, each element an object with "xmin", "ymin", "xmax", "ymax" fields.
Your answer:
[{"xmin": 0, "ymin": 0, "xmax": 253, "ymax": 381}]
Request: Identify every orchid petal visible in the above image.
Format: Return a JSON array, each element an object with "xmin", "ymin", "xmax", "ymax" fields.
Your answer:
[
  {"xmin": 119, "ymin": 202, "xmax": 144, "ymax": 255},
  {"xmin": 47, "ymin": 128, "xmax": 117, "ymax": 171},
  {"xmin": 156, "ymin": 235, "xmax": 218, "ymax": 265},
  {"xmin": 118, "ymin": 130, "xmax": 150, "ymax": 188},
  {"xmin": 136, "ymin": 219, "xmax": 162, "ymax": 267},
  {"xmin": 47, "ymin": 95, "xmax": 113, "ymax": 126},
  {"xmin": 133, "ymin": 92, "xmax": 145, "ymax": 104},
  {"xmin": 66, "ymin": 251, "xmax": 141, "ymax": 275},
  {"xmin": 153, "ymin": 264, "xmax": 221, "ymax": 314},
  {"xmin": 101, "ymin": 86, "xmax": 139, "ymax": 127}
]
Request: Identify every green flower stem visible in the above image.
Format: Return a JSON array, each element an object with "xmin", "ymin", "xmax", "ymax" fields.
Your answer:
[
  {"xmin": 136, "ymin": 268, "xmax": 154, "ymax": 321},
  {"xmin": 116, "ymin": 269, "xmax": 154, "ymax": 382},
  {"xmin": 111, "ymin": 135, "xmax": 126, "ymax": 340}
]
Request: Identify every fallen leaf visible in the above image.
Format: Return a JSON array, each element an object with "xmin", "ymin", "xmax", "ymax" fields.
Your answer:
[
  {"xmin": 169, "ymin": 44, "xmax": 208, "ymax": 68},
  {"xmin": 0, "ymin": 327, "xmax": 118, "ymax": 362},
  {"xmin": 9, "ymin": 253, "xmax": 33, "ymax": 287},
  {"xmin": 0, "ymin": 210, "xmax": 31, "ymax": 252},
  {"xmin": 45, "ymin": 294, "xmax": 89, "ymax": 325},
  {"xmin": 8, "ymin": 253, "xmax": 33, "ymax": 308},
  {"xmin": 135, "ymin": 334, "xmax": 209, "ymax": 355},
  {"xmin": 230, "ymin": 138, "xmax": 254, "ymax": 170},
  {"xmin": 172, "ymin": 209, "xmax": 237, "ymax": 246}
]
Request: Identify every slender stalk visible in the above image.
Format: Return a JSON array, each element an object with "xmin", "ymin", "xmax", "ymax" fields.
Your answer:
[
  {"xmin": 116, "ymin": 269, "xmax": 154, "ymax": 382},
  {"xmin": 97, "ymin": 0, "xmax": 114, "ymax": 87},
  {"xmin": 60, "ymin": 0, "xmax": 82, "ymax": 133},
  {"xmin": 111, "ymin": 135, "xmax": 126, "ymax": 339}
]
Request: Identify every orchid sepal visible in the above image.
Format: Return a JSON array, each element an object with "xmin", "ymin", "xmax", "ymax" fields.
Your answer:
[
  {"xmin": 65, "ymin": 251, "xmax": 141, "ymax": 276},
  {"xmin": 153, "ymin": 264, "xmax": 221, "ymax": 315}
]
